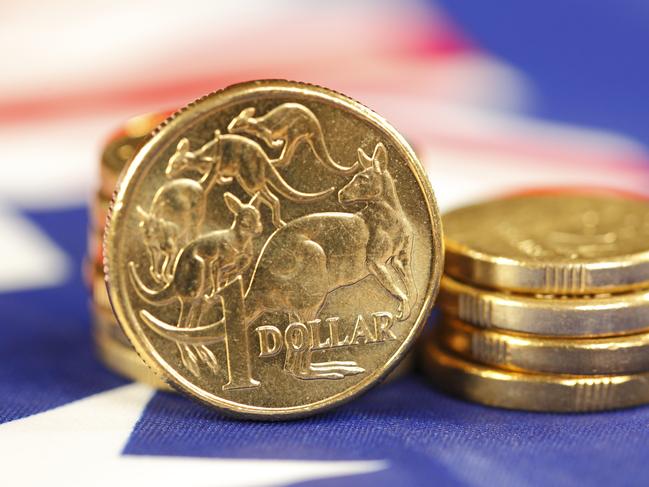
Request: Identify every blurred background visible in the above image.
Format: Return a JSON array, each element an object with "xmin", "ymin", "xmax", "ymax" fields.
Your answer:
[
  {"xmin": 1, "ymin": 0, "xmax": 649, "ymax": 293},
  {"xmin": 1, "ymin": 1, "xmax": 649, "ymax": 486},
  {"xmin": 2, "ymin": 0, "xmax": 649, "ymax": 292}
]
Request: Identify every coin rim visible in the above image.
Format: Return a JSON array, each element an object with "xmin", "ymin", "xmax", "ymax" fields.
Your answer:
[
  {"xmin": 440, "ymin": 274, "xmax": 649, "ymax": 337},
  {"xmin": 104, "ymin": 79, "xmax": 443, "ymax": 419},
  {"xmin": 437, "ymin": 315, "xmax": 649, "ymax": 375},
  {"xmin": 420, "ymin": 339, "xmax": 649, "ymax": 412},
  {"xmin": 444, "ymin": 193, "xmax": 649, "ymax": 295},
  {"xmin": 94, "ymin": 325, "xmax": 173, "ymax": 391}
]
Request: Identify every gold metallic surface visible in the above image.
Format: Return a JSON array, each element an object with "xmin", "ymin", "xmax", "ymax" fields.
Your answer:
[
  {"xmin": 444, "ymin": 192, "xmax": 649, "ymax": 295},
  {"xmin": 94, "ymin": 325, "xmax": 172, "ymax": 391},
  {"xmin": 384, "ymin": 351, "xmax": 414, "ymax": 383},
  {"xmin": 92, "ymin": 272, "xmax": 111, "ymax": 311},
  {"xmin": 91, "ymin": 192, "xmax": 110, "ymax": 230},
  {"xmin": 437, "ymin": 316, "xmax": 649, "ymax": 375},
  {"xmin": 421, "ymin": 339, "xmax": 649, "ymax": 412},
  {"xmin": 440, "ymin": 275, "xmax": 649, "ymax": 337},
  {"xmin": 104, "ymin": 80, "xmax": 443, "ymax": 419},
  {"xmin": 86, "ymin": 230, "xmax": 102, "ymax": 279},
  {"xmin": 93, "ymin": 302, "xmax": 132, "ymax": 348},
  {"xmin": 94, "ymin": 301, "xmax": 409, "ymax": 388},
  {"xmin": 100, "ymin": 112, "xmax": 167, "ymax": 197},
  {"xmin": 87, "ymin": 196, "xmax": 109, "ymax": 276}
]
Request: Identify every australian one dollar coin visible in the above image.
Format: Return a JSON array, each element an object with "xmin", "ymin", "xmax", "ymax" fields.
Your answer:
[{"xmin": 105, "ymin": 80, "xmax": 443, "ymax": 418}]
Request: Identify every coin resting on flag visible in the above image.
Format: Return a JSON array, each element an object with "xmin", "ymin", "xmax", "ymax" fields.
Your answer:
[
  {"xmin": 5, "ymin": 2, "xmax": 649, "ymax": 486},
  {"xmin": 99, "ymin": 80, "xmax": 442, "ymax": 419}
]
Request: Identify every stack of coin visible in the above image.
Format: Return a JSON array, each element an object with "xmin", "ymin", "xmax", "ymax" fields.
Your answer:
[
  {"xmin": 86, "ymin": 112, "xmax": 172, "ymax": 391},
  {"xmin": 421, "ymin": 191, "xmax": 649, "ymax": 412}
]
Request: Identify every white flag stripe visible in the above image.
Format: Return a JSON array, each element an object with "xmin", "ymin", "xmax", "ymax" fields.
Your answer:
[{"xmin": 0, "ymin": 384, "xmax": 386, "ymax": 487}]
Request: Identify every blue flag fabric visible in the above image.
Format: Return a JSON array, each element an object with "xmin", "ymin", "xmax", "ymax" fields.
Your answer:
[
  {"xmin": 3, "ymin": 1, "xmax": 649, "ymax": 485},
  {"xmin": 2, "ymin": 207, "xmax": 649, "ymax": 486}
]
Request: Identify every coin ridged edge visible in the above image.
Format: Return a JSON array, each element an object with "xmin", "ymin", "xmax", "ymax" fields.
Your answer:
[
  {"xmin": 440, "ymin": 275, "xmax": 649, "ymax": 337},
  {"xmin": 421, "ymin": 339, "xmax": 649, "ymax": 412},
  {"xmin": 94, "ymin": 327, "xmax": 173, "ymax": 391},
  {"xmin": 437, "ymin": 316, "xmax": 649, "ymax": 375},
  {"xmin": 103, "ymin": 80, "xmax": 444, "ymax": 419},
  {"xmin": 444, "ymin": 232, "xmax": 649, "ymax": 296}
]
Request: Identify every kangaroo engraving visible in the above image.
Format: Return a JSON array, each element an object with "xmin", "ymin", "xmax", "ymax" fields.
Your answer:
[
  {"xmin": 244, "ymin": 142, "xmax": 416, "ymax": 379},
  {"xmin": 166, "ymin": 131, "xmax": 335, "ymax": 228},
  {"xmin": 129, "ymin": 192, "xmax": 263, "ymax": 377},
  {"xmin": 137, "ymin": 178, "xmax": 206, "ymax": 284},
  {"xmin": 227, "ymin": 103, "xmax": 359, "ymax": 174}
]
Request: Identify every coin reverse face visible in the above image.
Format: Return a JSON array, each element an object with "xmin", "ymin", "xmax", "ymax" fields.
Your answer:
[
  {"xmin": 105, "ymin": 80, "xmax": 442, "ymax": 418},
  {"xmin": 444, "ymin": 192, "xmax": 649, "ymax": 294}
]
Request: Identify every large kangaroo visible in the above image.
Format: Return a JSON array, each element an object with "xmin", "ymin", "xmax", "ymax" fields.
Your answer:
[
  {"xmin": 137, "ymin": 143, "xmax": 416, "ymax": 381},
  {"xmin": 166, "ymin": 132, "xmax": 335, "ymax": 228},
  {"xmin": 227, "ymin": 103, "xmax": 359, "ymax": 174},
  {"xmin": 129, "ymin": 192, "xmax": 263, "ymax": 377},
  {"xmin": 244, "ymin": 142, "xmax": 416, "ymax": 378}
]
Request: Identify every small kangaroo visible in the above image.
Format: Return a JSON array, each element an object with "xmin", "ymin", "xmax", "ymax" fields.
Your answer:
[
  {"xmin": 129, "ymin": 192, "xmax": 263, "ymax": 377},
  {"xmin": 228, "ymin": 103, "xmax": 359, "ymax": 174},
  {"xmin": 243, "ymin": 142, "xmax": 416, "ymax": 379},
  {"xmin": 137, "ymin": 178, "xmax": 206, "ymax": 283},
  {"xmin": 166, "ymin": 132, "xmax": 335, "ymax": 228}
]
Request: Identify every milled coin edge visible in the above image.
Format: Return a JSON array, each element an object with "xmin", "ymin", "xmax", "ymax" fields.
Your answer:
[{"xmin": 104, "ymin": 79, "xmax": 444, "ymax": 419}]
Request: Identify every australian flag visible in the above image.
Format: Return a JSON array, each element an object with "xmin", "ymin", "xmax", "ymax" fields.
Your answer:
[{"xmin": 2, "ymin": 1, "xmax": 649, "ymax": 486}]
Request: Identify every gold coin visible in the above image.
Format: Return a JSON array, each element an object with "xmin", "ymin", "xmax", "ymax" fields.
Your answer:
[
  {"xmin": 91, "ymin": 191, "xmax": 111, "ymax": 231},
  {"xmin": 87, "ymin": 193, "xmax": 111, "ymax": 286},
  {"xmin": 383, "ymin": 351, "xmax": 414, "ymax": 383},
  {"xmin": 86, "ymin": 223, "xmax": 105, "ymax": 279},
  {"xmin": 93, "ymin": 302, "xmax": 132, "ymax": 348},
  {"xmin": 92, "ymin": 271, "xmax": 112, "ymax": 311},
  {"xmin": 94, "ymin": 302, "xmax": 406, "ymax": 389},
  {"xmin": 93, "ymin": 300, "xmax": 118, "ymax": 325},
  {"xmin": 440, "ymin": 275, "xmax": 649, "ymax": 337},
  {"xmin": 91, "ymin": 213, "xmax": 412, "ymax": 386},
  {"xmin": 100, "ymin": 112, "xmax": 168, "ymax": 197},
  {"xmin": 94, "ymin": 325, "xmax": 172, "ymax": 391},
  {"xmin": 105, "ymin": 80, "xmax": 442, "ymax": 419},
  {"xmin": 92, "ymin": 265, "xmax": 413, "ymax": 383},
  {"xmin": 84, "ymin": 250, "xmax": 104, "ymax": 290},
  {"xmin": 444, "ymin": 192, "xmax": 649, "ymax": 295},
  {"xmin": 437, "ymin": 316, "xmax": 649, "ymax": 375},
  {"xmin": 421, "ymin": 339, "xmax": 649, "ymax": 412},
  {"xmin": 82, "ymin": 255, "xmax": 95, "ymax": 289}
]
